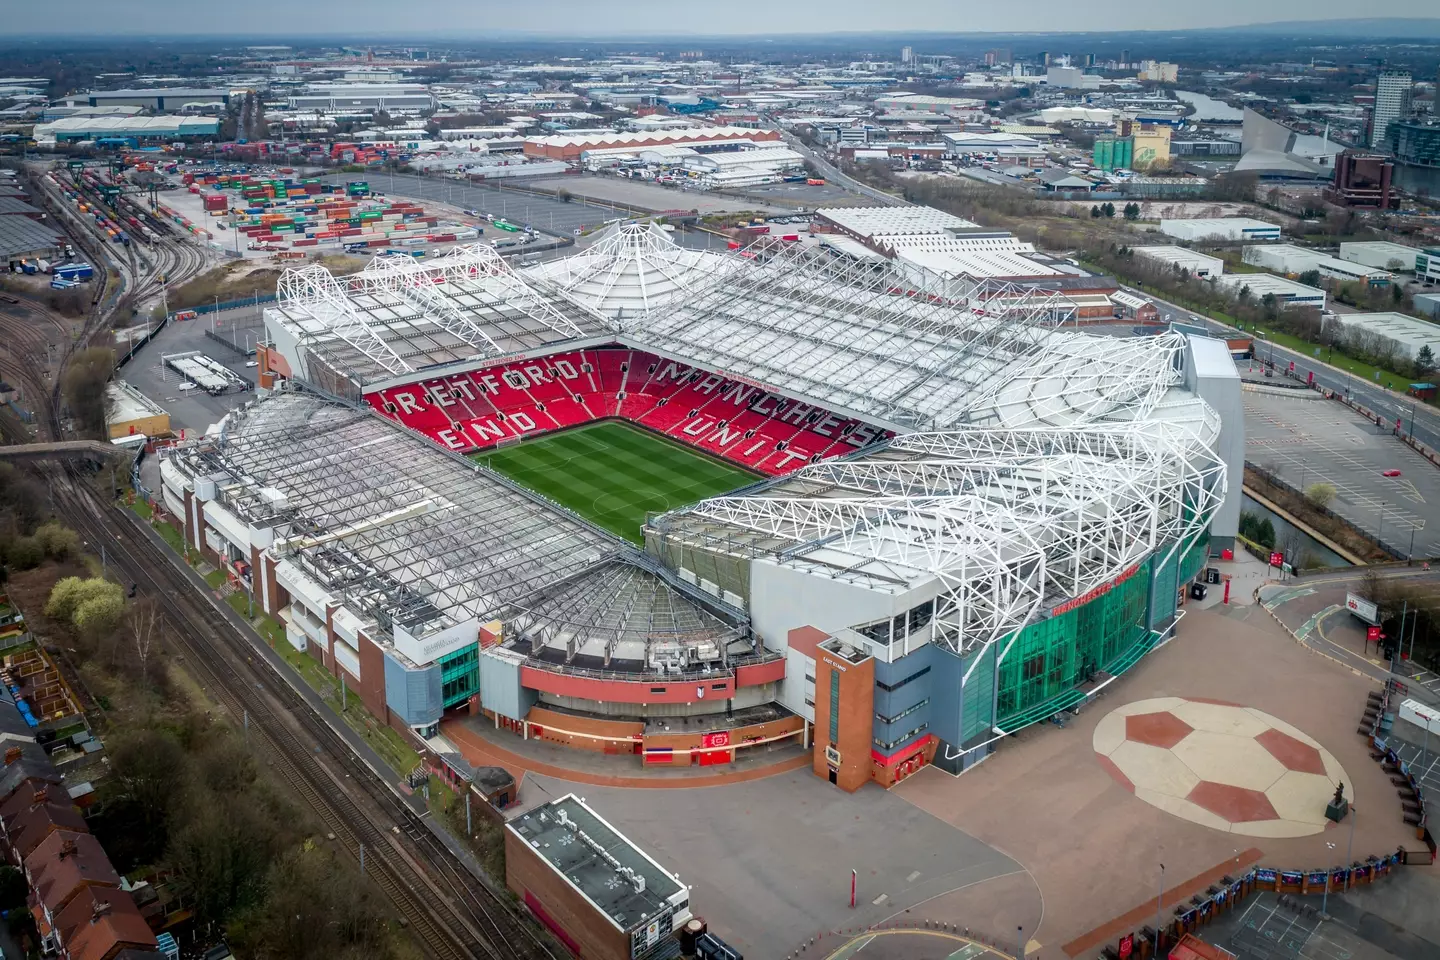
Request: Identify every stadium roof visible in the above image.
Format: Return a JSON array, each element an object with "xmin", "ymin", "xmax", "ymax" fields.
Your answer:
[
  {"xmin": 647, "ymin": 412, "xmax": 1224, "ymax": 659},
  {"xmin": 271, "ymin": 245, "xmax": 609, "ymax": 385},
  {"xmin": 523, "ymin": 221, "xmax": 730, "ymax": 319},
  {"xmin": 270, "ymin": 232, "xmax": 1185, "ymax": 433},
  {"xmin": 170, "ymin": 394, "xmax": 745, "ymax": 660}
]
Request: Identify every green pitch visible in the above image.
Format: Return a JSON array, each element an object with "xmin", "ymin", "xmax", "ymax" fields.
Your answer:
[{"xmin": 472, "ymin": 421, "xmax": 758, "ymax": 543}]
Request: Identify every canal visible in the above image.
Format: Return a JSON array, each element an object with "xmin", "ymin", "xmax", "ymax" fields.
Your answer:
[{"xmin": 1241, "ymin": 493, "xmax": 1351, "ymax": 568}]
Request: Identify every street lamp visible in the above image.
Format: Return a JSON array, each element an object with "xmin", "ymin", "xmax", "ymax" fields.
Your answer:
[{"xmin": 1154, "ymin": 863, "xmax": 1165, "ymax": 956}]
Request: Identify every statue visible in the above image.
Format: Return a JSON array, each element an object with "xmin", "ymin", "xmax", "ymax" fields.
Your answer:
[{"xmin": 1327, "ymin": 782, "xmax": 1349, "ymax": 823}]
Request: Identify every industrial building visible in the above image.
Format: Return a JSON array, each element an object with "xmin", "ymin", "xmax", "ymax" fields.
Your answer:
[
  {"xmin": 1419, "ymin": 248, "xmax": 1440, "ymax": 286},
  {"xmin": 505, "ymin": 794, "xmax": 691, "ymax": 960},
  {"xmin": 286, "ymin": 85, "xmax": 435, "ymax": 114},
  {"xmin": 77, "ymin": 87, "xmax": 229, "ymax": 111},
  {"xmin": 155, "ymin": 218, "xmax": 1236, "ymax": 791},
  {"xmin": 1329, "ymin": 312, "xmax": 1440, "ymax": 363},
  {"xmin": 32, "ymin": 115, "xmax": 220, "ymax": 143},
  {"xmin": 886, "ymin": 232, "xmax": 1061, "ymax": 281},
  {"xmin": 1159, "ymin": 217, "xmax": 1281, "ymax": 243},
  {"xmin": 1242, "ymin": 243, "xmax": 1393, "ymax": 285},
  {"xmin": 523, "ymin": 127, "xmax": 780, "ymax": 163},
  {"xmin": 1339, "ymin": 241, "xmax": 1420, "ymax": 273},
  {"xmin": 811, "ymin": 205, "xmax": 979, "ymax": 248},
  {"xmin": 680, "ymin": 146, "xmax": 805, "ymax": 188},
  {"xmin": 1132, "ymin": 246, "xmax": 1225, "ymax": 278},
  {"xmin": 1215, "ymin": 273, "xmax": 1326, "ymax": 310},
  {"xmin": 104, "ymin": 380, "xmax": 171, "ymax": 444},
  {"xmin": 0, "ymin": 215, "xmax": 66, "ymax": 260}
]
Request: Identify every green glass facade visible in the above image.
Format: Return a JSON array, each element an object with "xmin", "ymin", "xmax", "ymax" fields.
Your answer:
[{"xmin": 438, "ymin": 644, "xmax": 479, "ymax": 708}]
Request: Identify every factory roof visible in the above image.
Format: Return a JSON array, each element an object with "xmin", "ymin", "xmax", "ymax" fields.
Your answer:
[
  {"xmin": 525, "ymin": 126, "xmax": 771, "ymax": 149},
  {"xmin": 1332, "ymin": 313, "xmax": 1440, "ymax": 356},
  {"xmin": 34, "ymin": 116, "xmax": 220, "ymax": 138},
  {"xmin": 86, "ymin": 87, "xmax": 230, "ymax": 99},
  {"xmin": 816, "ymin": 205, "xmax": 979, "ymax": 240},
  {"xmin": 0, "ymin": 215, "xmax": 64, "ymax": 259},
  {"xmin": 1215, "ymin": 273, "xmax": 1325, "ymax": 301},
  {"xmin": 508, "ymin": 794, "xmax": 686, "ymax": 935},
  {"xmin": 104, "ymin": 380, "xmax": 168, "ymax": 426},
  {"xmin": 0, "ymin": 197, "xmax": 44, "ymax": 217}
]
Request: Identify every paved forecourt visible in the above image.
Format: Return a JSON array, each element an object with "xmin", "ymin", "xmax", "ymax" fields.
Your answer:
[
  {"xmin": 1242, "ymin": 390, "xmax": 1440, "ymax": 556},
  {"xmin": 473, "ymin": 420, "xmax": 756, "ymax": 542}
]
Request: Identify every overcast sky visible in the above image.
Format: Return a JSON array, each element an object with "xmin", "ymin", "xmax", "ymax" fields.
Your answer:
[{"xmin": 5, "ymin": 1, "xmax": 1437, "ymax": 38}]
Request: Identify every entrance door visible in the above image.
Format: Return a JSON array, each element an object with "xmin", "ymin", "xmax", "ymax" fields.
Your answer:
[{"xmin": 828, "ymin": 768, "xmax": 838, "ymax": 785}]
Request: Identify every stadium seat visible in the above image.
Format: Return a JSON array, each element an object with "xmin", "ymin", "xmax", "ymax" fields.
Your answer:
[{"xmin": 363, "ymin": 345, "xmax": 892, "ymax": 472}]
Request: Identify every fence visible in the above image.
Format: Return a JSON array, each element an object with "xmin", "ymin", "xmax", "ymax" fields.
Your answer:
[
  {"xmin": 169, "ymin": 293, "xmax": 277, "ymax": 321},
  {"xmin": 1245, "ymin": 462, "xmax": 1409, "ymax": 561}
]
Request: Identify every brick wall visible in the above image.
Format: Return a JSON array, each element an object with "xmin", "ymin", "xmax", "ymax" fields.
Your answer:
[
  {"xmin": 526, "ymin": 707, "xmax": 643, "ymax": 754},
  {"xmin": 505, "ymin": 829, "xmax": 628, "ymax": 960},
  {"xmin": 811, "ymin": 651, "xmax": 874, "ymax": 792}
]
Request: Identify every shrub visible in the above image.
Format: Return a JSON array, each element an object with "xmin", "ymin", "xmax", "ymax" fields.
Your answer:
[
  {"xmin": 47, "ymin": 576, "xmax": 123, "ymax": 626},
  {"xmin": 1305, "ymin": 482, "xmax": 1337, "ymax": 508},
  {"xmin": 35, "ymin": 522, "xmax": 80, "ymax": 560},
  {"xmin": 6, "ymin": 537, "xmax": 43, "ymax": 571}
]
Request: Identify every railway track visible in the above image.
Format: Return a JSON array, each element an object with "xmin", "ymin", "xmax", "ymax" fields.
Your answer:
[{"xmin": 51, "ymin": 471, "xmax": 560, "ymax": 960}]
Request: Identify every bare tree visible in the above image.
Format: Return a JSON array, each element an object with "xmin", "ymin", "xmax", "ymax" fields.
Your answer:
[{"xmin": 129, "ymin": 599, "xmax": 160, "ymax": 685}]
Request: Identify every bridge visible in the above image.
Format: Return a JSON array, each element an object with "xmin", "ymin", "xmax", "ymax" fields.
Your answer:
[{"xmin": 0, "ymin": 441, "xmax": 133, "ymax": 462}]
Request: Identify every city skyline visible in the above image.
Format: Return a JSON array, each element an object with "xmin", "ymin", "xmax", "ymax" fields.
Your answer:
[{"xmin": 5, "ymin": 3, "xmax": 1440, "ymax": 38}]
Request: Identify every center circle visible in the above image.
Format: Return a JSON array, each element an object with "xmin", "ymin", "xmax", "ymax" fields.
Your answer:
[{"xmin": 1092, "ymin": 696, "xmax": 1348, "ymax": 838}]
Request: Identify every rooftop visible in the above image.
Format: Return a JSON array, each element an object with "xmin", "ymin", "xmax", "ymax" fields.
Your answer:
[
  {"xmin": 105, "ymin": 380, "xmax": 168, "ymax": 426},
  {"xmin": 507, "ymin": 793, "xmax": 686, "ymax": 934},
  {"xmin": 816, "ymin": 205, "xmax": 979, "ymax": 240}
]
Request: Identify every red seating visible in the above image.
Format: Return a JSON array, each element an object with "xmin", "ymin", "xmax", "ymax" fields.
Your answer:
[{"xmin": 365, "ymin": 346, "xmax": 893, "ymax": 475}]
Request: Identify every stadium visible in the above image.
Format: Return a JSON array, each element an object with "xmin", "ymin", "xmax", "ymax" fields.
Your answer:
[{"xmin": 157, "ymin": 217, "xmax": 1237, "ymax": 791}]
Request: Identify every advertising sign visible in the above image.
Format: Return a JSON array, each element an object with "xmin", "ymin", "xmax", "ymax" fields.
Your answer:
[
  {"xmin": 1118, "ymin": 934, "xmax": 1133, "ymax": 960},
  {"xmin": 1346, "ymin": 593, "xmax": 1379, "ymax": 625}
]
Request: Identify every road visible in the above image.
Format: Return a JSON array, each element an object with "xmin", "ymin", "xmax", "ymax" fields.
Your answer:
[
  {"xmin": 1138, "ymin": 286, "xmax": 1440, "ymax": 453},
  {"xmin": 1260, "ymin": 567, "xmax": 1440, "ymax": 707},
  {"xmin": 769, "ymin": 123, "xmax": 910, "ymax": 208}
]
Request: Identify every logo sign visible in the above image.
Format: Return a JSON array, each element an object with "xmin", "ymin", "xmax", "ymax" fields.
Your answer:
[
  {"xmin": 702, "ymin": 730, "xmax": 731, "ymax": 749},
  {"xmin": 1118, "ymin": 933, "xmax": 1134, "ymax": 959},
  {"xmin": 1269, "ymin": 551, "xmax": 1284, "ymax": 567},
  {"xmin": 825, "ymin": 744, "xmax": 842, "ymax": 768},
  {"xmin": 1368, "ymin": 625, "xmax": 1383, "ymax": 642}
]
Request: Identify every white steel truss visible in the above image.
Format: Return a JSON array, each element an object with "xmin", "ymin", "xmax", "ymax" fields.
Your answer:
[
  {"xmin": 526, "ymin": 220, "xmax": 729, "ymax": 319},
  {"xmin": 647, "ymin": 415, "xmax": 1225, "ymax": 660},
  {"xmin": 621, "ymin": 238, "xmax": 1079, "ymax": 429},
  {"xmin": 276, "ymin": 263, "xmax": 414, "ymax": 377}
]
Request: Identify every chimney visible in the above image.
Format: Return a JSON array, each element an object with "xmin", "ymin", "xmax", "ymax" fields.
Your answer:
[
  {"xmin": 58, "ymin": 838, "xmax": 77, "ymax": 859},
  {"xmin": 91, "ymin": 899, "xmax": 113, "ymax": 922},
  {"xmin": 32, "ymin": 789, "xmax": 48, "ymax": 806},
  {"xmin": 4, "ymin": 747, "xmax": 21, "ymax": 766}
]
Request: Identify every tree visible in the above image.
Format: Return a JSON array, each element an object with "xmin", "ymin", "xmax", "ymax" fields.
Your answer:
[
  {"xmin": 46, "ymin": 577, "xmax": 122, "ymax": 623},
  {"xmin": 74, "ymin": 590, "xmax": 126, "ymax": 638},
  {"xmin": 34, "ymin": 522, "xmax": 79, "ymax": 560},
  {"xmin": 232, "ymin": 847, "xmax": 396, "ymax": 960},
  {"xmin": 1101, "ymin": 201, "xmax": 1116, "ymax": 218},
  {"xmin": 1305, "ymin": 482, "xmax": 1337, "ymax": 508},
  {"xmin": 1090, "ymin": 205, "xmax": 1101, "ymax": 218},
  {"xmin": 61, "ymin": 347, "xmax": 115, "ymax": 440},
  {"xmin": 1255, "ymin": 517, "xmax": 1277, "ymax": 549},
  {"xmin": 1298, "ymin": 269, "xmax": 1321, "ymax": 288},
  {"xmin": 1416, "ymin": 345, "xmax": 1436, "ymax": 380},
  {"xmin": 1123, "ymin": 202, "xmax": 1140, "ymax": 220},
  {"xmin": 4, "ymin": 537, "xmax": 43, "ymax": 571}
]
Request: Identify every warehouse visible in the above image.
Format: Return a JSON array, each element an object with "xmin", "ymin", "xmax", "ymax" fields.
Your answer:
[
  {"xmin": 812, "ymin": 205, "xmax": 979, "ymax": 246},
  {"xmin": 1215, "ymin": 273, "xmax": 1326, "ymax": 309},
  {"xmin": 681, "ymin": 146, "xmax": 805, "ymax": 187},
  {"xmin": 81, "ymin": 87, "xmax": 229, "ymax": 111},
  {"xmin": 1159, "ymin": 217, "xmax": 1282, "ymax": 242},
  {"xmin": 506, "ymin": 794, "xmax": 692, "ymax": 960},
  {"xmin": 33, "ymin": 115, "xmax": 220, "ymax": 143},
  {"xmin": 1242, "ymin": 243, "xmax": 1393, "ymax": 285},
  {"xmin": 1132, "ymin": 246, "xmax": 1225, "ymax": 278},
  {"xmin": 1338, "ymin": 241, "xmax": 1421, "ymax": 273},
  {"xmin": 1329, "ymin": 312, "xmax": 1440, "ymax": 363},
  {"xmin": 287, "ymin": 86, "xmax": 435, "ymax": 114},
  {"xmin": 0, "ymin": 216, "xmax": 66, "ymax": 260},
  {"xmin": 886, "ymin": 232, "xmax": 1061, "ymax": 280},
  {"xmin": 524, "ymin": 127, "xmax": 781, "ymax": 162}
]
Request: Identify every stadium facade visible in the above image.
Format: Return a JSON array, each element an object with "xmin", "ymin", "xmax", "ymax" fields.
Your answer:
[{"xmin": 157, "ymin": 217, "xmax": 1238, "ymax": 791}]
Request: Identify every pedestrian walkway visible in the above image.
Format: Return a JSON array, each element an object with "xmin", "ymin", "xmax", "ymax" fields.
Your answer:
[{"xmin": 440, "ymin": 718, "xmax": 810, "ymax": 791}]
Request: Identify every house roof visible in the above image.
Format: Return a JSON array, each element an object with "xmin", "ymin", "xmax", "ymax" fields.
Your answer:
[
  {"xmin": 27, "ymin": 830, "xmax": 120, "ymax": 913},
  {"xmin": 55, "ymin": 886, "xmax": 158, "ymax": 960},
  {"xmin": 0, "ymin": 781, "xmax": 71, "ymax": 824},
  {"xmin": 9, "ymin": 800, "xmax": 88, "ymax": 860},
  {"xmin": 0, "ymin": 756, "xmax": 63, "ymax": 806}
]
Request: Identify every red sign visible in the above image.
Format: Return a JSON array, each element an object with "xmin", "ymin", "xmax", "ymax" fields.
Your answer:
[
  {"xmin": 701, "ymin": 730, "xmax": 731, "ymax": 749},
  {"xmin": 1052, "ymin": 563, "xmax": 1142, "ymax": 617},
  {"xmin": 1118, "ymin": 933, "xmax": 1134, "ymax": 960},
  {"xmin": 1367, "ymin": 625, "xmax": 1382, "ymax": 642},
  {"xmin": 1269, "ymin": 551, "xmax": 1284, "ymax": 567}
]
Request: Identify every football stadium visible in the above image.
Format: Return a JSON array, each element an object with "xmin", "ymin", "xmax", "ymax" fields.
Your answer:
[{"xmin": 157, "ymin": 217, "xmax": 1239, "ymax": 790}]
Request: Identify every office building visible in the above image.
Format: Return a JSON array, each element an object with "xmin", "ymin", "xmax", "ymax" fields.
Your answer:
[
  {"xmin": 1327, "ymin": 152, "xmax": 1396, "ymax": 209},
  {"xmin": 1389, "ymin": 119, "xmax": 1440, "ymax": 196},
  {"xmin": 1371, "ymin": 71, "xmax": 1412, "ymax": 150}
]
